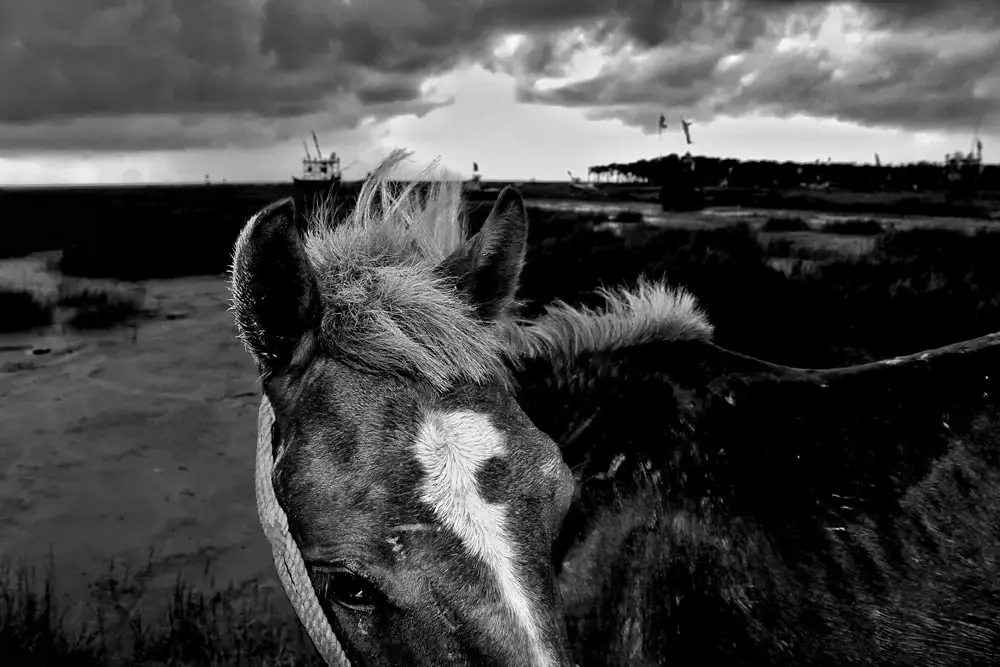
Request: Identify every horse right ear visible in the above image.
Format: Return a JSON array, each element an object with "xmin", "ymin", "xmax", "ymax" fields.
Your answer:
[
  {"xmin": 229, "ymin": 198, "xmax": 322, "ymax": 377},
  {"xmin": 436, "ymin": 186, "xmax": 528, "ymax": 321}
]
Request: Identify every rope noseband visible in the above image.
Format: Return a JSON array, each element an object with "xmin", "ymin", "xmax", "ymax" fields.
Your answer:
[{"xmin": 255, "ymin": 395, "xmax": 351, "ymax": 666}]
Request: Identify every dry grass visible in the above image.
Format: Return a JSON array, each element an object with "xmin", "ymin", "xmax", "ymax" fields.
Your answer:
[
  {"xmin": 0, "ymin": 557, "xmax": 324, "ymax": 667},
  {"xmin": 0, "ymin": 282, "xmax": 150, "ymax": 334},
  {"xmin": 56, "ymin": 284, "xmax": 148, "ymax": 331}
]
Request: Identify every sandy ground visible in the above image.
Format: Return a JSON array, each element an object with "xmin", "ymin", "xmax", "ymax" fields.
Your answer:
[{"xmin": 0, "ymin": 271, "xmax": 284, "ymax": 624}]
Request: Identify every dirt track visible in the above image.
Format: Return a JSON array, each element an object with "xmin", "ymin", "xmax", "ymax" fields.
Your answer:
[{"xmin": 0, "ymin": 275, "xmax": 284, "ymax": 623}]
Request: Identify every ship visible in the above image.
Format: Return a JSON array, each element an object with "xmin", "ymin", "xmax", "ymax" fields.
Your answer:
[{"xmin": 293, "ymin": 132, "xmax": 342, "ymax": 189}]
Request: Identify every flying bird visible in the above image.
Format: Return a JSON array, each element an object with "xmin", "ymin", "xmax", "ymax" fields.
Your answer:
[{"xmin": 681, "ymin": 118, "xmax": 694, "ymax": 145}]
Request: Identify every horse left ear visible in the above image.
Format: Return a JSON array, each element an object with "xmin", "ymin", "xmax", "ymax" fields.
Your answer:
[
  {"xmin": 229, "ymin": 198, "xmax": 322, "ymax": 377},
  {"xmin": 436, "ymin": 186, "xmax": 528, "ymax": 321}
]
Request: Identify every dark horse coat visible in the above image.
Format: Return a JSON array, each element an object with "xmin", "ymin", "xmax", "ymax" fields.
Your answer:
[{"xmin": 513, "ymin": 331, "xmax": 1000, "ymax": 666}]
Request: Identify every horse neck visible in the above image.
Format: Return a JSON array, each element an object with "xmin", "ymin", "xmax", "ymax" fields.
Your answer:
[{"xmin": 510, "ymin": 338, "xmax": 716, "ymax": 463}]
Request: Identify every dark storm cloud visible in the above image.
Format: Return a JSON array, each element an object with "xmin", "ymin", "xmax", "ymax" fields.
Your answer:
[
  {"xmin": 714, "ymin": 29, "xmax": 1000, "ymax": 133},
  {"xmin": 0, "ymin": 0, "xmax": 469, "ymax": 152},
  {"xmin": 2, "ymin": 0, "xmax": 998, "ymax": 153},
  {"xmin": 853, "ymin": 0, "xmax": 1000, "ymax": 29},
  {"xmin": 515, "ymin": 0, "xmax": 1000, "ymax": 135}
]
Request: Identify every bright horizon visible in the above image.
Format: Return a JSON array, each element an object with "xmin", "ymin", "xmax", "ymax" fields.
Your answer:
[{"xmin": 1, "ymin": 1, "xmax": 997, "ymax": 186}]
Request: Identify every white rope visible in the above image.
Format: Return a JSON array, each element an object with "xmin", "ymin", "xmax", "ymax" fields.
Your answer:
[{"xmin": 256, "ymin": 395, "xmax": 352, "ymax": 666}]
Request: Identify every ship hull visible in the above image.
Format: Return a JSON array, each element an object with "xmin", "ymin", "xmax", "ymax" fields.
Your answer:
[
  {"xmin": 292, "ymin": 177, "xmax": 340, "ymax": 186},
  {"xmin": 292, "ymin": 177, "xmax": 342, "ymax": 197}
]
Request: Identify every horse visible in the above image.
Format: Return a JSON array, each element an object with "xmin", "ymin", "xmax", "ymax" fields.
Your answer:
[{"xmin": 230, "ymin": 150, "xmax": 1000, "ymax": 666}]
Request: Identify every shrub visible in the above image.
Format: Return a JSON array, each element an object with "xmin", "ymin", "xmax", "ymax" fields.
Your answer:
[
  {"xmin": 517, "ymin": 215, "xmax": 1000, "ymax": 368},
  {"xmin": 57, "ymin": 284, "xmax": 147, "ymax": 331},
  {"xmin": 0, "ymin": 287, "xmax": 53, "ymax": 332}
]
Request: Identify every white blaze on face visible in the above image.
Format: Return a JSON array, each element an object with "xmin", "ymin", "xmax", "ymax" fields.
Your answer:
[{"xmin": 412, "ymin": 410, "xmax": 554, "ymax": 667}]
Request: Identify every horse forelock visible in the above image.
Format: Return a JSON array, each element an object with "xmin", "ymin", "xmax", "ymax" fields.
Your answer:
[{"xmin": 300, "ymin": 149, "xmax": 514, "ymax": 392}]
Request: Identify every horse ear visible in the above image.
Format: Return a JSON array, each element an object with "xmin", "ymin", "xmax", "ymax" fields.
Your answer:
[
  {"xmin": 436, "ymin": 186, "xmax": 528, "ymax": 321},
  {"xmin": 229, "ymin": 198, "xmax": 322, "ymax": 377}
]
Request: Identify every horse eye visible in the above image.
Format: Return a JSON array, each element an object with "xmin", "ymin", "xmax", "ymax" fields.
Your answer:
[{"xmin": 313, "ymin": 568, "xmax": 388, "ymax": 612}]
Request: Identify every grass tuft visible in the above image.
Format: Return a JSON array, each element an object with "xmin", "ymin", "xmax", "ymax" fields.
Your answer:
[
  {"xmin": 57, "ymin": 284, "xmax": 148, "ymax": 331},
  {"xmin": 0, "ymin": 557, "xmax": 325, "ymax": 666}
]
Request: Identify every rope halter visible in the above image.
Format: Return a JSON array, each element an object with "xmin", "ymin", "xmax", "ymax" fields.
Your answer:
[{"xmin": 255, "ymin": 395, "xmax": 351, "ymax": 666}]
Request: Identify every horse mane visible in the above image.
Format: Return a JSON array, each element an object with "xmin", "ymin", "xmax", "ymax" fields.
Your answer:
[
  {"xmin": 298, "ymin": 149, "xmax": 715, "ymax": 391},
  {"xmin": 505, "ymin": 279, "xmax": 714, "ymax": 361},
  {"xmin": 303, "ymin": 149, "xmax": 512, "ymax": 391}
]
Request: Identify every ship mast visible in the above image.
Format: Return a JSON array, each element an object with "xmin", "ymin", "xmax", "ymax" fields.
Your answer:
[{"xmin": 312, "ymin": 132, "xmax": 324, "ymax": 160}]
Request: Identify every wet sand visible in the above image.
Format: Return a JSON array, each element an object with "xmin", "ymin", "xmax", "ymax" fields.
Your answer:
[{"xmin": 0, "ymin": 273, "xmax": 284, "ymax": 623}]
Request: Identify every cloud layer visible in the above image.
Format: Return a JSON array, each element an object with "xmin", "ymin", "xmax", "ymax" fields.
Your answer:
[
  {"xmin": 2, "ymin": 0, "xmax": 998, "ymax": 153},
  {"xmin": 512, "ymin": 0, "xmax": 1000, "ymax": 137}
]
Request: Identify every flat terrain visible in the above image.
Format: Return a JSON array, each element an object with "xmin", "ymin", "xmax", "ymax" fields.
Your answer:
[
  {"xmin": 2, "ymin": 180, "xmax": 997, "ymax": 260},
  {"xmin": 1, "ymin": 183, "xmax": 999, "ymax": 655},
  {"xmin": 0, "ymin": 272, "xmax": 283, "ymax": 625}
]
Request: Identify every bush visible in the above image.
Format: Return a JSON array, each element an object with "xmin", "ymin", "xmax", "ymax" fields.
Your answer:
[
  {"xmin": 516, "ymin": 216, "xmax": 1000, "ymax": 368},
  {"xmin": 0, "ymin": 288, "xmax": 53, "ymax": 332},
  {"xmin": 57, "ymin": 284, "xmax": 147, "ymax": 331}
]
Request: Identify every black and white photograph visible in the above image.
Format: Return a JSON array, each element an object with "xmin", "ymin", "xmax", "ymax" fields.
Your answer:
[{"xmin": 2, "ymin": 1, "xmax": 1000, "ymax": 665}]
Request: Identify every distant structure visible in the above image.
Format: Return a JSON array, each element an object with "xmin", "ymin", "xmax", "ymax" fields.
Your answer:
[
  {"xmin": 294, "ymin": 132, "xmax": 342, "ymax": 186},
  {"xmin": 588, "ymin": 141, "xmax": 1000, "ymax": 198},
  {"xmin": 466, "ymin": 161, "xmax": 483, "ymax": 191},
  {"xmin": 943, "ymin": 137, "xmax": 985, "ymax": 201},
  {"xmin": 568, "ymin": 170, "xmax": 598, "ymax": 192},
  {"xmin": 945, "ymin": 138, "xmax": 985, "ymax": 181},
  {"xmin": 588, "ymin": 164, "xmax": 649, "ymax": 184}
]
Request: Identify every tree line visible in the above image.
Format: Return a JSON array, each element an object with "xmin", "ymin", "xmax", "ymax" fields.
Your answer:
[{"xmin": 588, "ymin": 150, "xmax": 996, "ymax": 193}]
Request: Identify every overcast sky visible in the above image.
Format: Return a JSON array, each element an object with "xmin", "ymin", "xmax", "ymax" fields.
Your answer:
[{"xmin": 1, "ymin": 0, "xmax": 998, "ymax": 184}]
